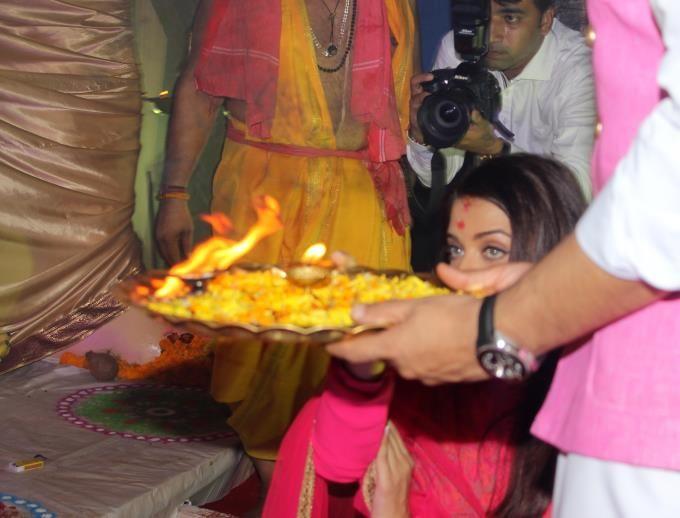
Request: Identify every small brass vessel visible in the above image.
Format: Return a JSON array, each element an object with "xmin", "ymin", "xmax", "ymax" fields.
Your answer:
[
  {"xmin": 285, "ymin": 263, "xmax": 333, "ymax": 288},
  {"xmin": 178, "ymin": 271, "xmax": 219, "ymax": 293}
]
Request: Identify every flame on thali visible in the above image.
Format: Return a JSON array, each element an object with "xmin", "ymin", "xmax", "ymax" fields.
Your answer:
[
  {"xmin": 300, "ymin": 243, "xmax": 327, "ymax": 264},
  {"xmin": 149, "ymin": 195, "xmax": 283, "ymax": 298}
]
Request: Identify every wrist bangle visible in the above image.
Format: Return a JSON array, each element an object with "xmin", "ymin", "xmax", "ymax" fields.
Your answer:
[
  {"xmin": 157, "ymin": 191, "xmax": 190, "ymax": 201},
  {"xmin": 477, "ymin": 140, "xmax": 510, "ymax": 162},
  {"xmin": 157, "ymin": 184, "xmax": 189, "ymax": 201},
  {"xmin": 160, "ymin": 184, "xmax": 188, "ymax": 192}
]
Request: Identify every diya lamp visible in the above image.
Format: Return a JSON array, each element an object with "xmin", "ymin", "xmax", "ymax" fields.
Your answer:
[
  {"xmin": 177, "ymin": 271, "xmax": 219, "ymax": 294},
  {"xmin": 146, "ymin": 196, "xmax": 284, "ymax": 299},
  {"xmin": 286, "ymin": 243, "xmax": 334, "ymax": 287}
]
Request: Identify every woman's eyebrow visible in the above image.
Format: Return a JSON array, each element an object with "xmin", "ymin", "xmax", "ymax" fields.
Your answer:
[{"xmin": 473, "ymin": 229, "xmax": 512, "ymax": 239}]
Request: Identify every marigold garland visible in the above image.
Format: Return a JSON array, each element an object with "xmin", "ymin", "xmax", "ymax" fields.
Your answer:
[{"xmin": 59, "ymin": 333, "xmax": 214, "ymax": 387}]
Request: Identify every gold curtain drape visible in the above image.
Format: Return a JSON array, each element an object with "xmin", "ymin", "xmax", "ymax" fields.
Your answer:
[{"xmin": 0, "ymin": 0, "xmax": 142, "ymax": 374}]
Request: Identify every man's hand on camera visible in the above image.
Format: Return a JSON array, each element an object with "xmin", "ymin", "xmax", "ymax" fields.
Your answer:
[
  {"xmin": 456, "ymin": 110, "xmax": 504, "ymax": 155},
  {"xmin": 408, "ymin": 72, "xmax": 434, "ymax": 145}
]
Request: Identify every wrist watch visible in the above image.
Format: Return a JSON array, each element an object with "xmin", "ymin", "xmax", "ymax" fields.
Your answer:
[{"xmin": 476, "ymin": 294, "xmax": 542, "ymax": 381}]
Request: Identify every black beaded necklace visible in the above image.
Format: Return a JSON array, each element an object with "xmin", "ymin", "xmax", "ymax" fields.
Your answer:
[{"xmin": 315, "ymin": 0, "xmax": 357, "ymax": 73}]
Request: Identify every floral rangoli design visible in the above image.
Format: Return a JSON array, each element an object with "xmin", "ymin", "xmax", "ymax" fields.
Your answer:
[{"xmin": 56, "ymin": 384, "xmax": 234, "ymax": 443}]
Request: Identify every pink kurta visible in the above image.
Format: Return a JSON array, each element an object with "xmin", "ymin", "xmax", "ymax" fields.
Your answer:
[
  {"xmin": 264, "ymin": 363, "xmax": 530, "ymax": 517},
  {"xmin": 531, "ymin": 0, "xmax": 680, "ymax": 470}
]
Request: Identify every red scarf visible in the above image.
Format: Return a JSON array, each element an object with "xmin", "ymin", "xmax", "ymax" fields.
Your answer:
[{"xmin": 194, "ymin": 0, "xmax": 411, "ymax": 235}]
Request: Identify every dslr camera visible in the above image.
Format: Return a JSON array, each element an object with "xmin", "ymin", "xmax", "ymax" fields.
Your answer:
[{"xmin": 417, "ymin": 0, "xmax": 503, "ymax": 149}]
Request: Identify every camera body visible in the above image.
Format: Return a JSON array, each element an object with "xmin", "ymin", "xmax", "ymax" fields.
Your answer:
[
  {"xmin": 418, "ymin": 62, "xmax": 501, "ymax": 149},
  {"xmin": 417, "ymin": 0, "xmax": 503, "ymax": 149}
]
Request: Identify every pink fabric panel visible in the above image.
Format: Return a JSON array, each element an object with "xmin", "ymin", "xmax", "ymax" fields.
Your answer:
[
  {"xmin": 312, "ymin": 364, "xmax": 394, "ymax": 483},
  {"xmin": 533, "ymin": 0, "xmax": 680, "ymax": 470},
  {"xmin": 588, "ymin": 0, "xmax": 665, "ymax": 192}
]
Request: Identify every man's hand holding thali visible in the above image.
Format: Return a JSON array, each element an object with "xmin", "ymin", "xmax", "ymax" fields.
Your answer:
[
  {"xmin": 326, "ymin": 294, "xmax": 488, "ymax": 385},
  {"xmin": 326, "ymin": 261, "xmax": 536, "ymax": 384}
]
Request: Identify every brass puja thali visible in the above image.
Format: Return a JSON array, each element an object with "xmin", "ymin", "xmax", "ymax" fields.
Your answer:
[
  {"xmin": 115, "ymin": 196, "xmax": 448, "ymax": 345},
  {"xmin": 114, "ymin": 263, "xmax": 449, "ymax": 345}
]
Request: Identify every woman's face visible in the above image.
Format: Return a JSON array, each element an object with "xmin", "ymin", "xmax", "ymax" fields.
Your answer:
[{"xmin": 445, "ymin": 196, "xmax": 512, "ymax": 271}]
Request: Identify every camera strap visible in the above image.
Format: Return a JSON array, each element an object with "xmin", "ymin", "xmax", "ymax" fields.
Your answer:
[
  {"xmin": 406, "ymin": 150, "xmax": 474, "ymax": 272},
  {"xmin": 426, "ymin": 149, "xmax": 448, "ymax": 219},
  {"xmin": 405, "ymin": 150, "xmax": 474, "ymax": 223}
]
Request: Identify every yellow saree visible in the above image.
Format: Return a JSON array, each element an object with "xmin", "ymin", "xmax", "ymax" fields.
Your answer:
[{"xmin": 210, "ymin": 0, "xmax": 415, "ymax": 459}]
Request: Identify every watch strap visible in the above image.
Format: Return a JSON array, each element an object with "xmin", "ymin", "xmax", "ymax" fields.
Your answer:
[
  {"xmin": 476, "ymin": 294, "xmax": 497, "ymax": 349},
  {"xmin": 477, "ymin": 294, "xmax": 544, "ymax": 380}
]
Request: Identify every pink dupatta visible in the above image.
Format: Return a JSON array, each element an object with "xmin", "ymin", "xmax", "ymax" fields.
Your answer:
[{"xmin": 264, "ymin": 364, "xmax": 523, "ymax": 517}]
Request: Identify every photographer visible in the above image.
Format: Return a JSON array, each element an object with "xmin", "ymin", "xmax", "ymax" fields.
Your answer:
[{"xmin": 407, "ymin": 0, "xmax": 595, "ymax": 270}]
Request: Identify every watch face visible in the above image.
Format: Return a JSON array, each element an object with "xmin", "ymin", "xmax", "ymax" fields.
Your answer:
[{"xmin": 479, "ymin": 349, "xmax": 526, "ymax": 381}]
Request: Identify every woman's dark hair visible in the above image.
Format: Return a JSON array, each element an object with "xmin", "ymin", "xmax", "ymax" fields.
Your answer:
[
  {"xmin": 447, "ymin": 153, "xmax": 588, "ymax": 518},
  {"xmin": 448, "ymin": 153, "xmax": 586, "ymax": 263}
]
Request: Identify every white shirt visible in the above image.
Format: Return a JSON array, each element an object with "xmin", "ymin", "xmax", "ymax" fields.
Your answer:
[
  {"xmin": 576, "ymin": 0, "xmax": 680, "ymax": 291},
  {"xmin": 407, "ymin": 20, "xmax": 596, "ymax": 198}
]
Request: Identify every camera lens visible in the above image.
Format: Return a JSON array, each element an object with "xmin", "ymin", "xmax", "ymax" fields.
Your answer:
[
  {"xmin": 415, "ymin": 63, "xmax": 502, "ymax": 149},
  {"xmin": 417, "ymin": 93, "xmax": 472, "ymax": 148},
  {"xmin": 437, "ymin": 102, "xmax": 464, "ymax": 126}
]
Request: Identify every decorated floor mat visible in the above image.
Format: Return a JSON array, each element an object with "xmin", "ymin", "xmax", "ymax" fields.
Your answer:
[
  {"xmin": 56, "ymin": 384, "xmax": 234, "ymax": 443},
  {"xmin": 0, "ymin": 494, "xmax": 55, "ymax": 518}
]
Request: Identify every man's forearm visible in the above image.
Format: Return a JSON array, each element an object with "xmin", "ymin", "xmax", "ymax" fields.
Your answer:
[
  {"xmin": 160, "ymin": 0, "xmax": 222, "ymax": 189},
  {"xmin": 161, "ymin": 73, "xmax": 222, "ymax": 188},
  {"xmin": 495, "ymin": 234, "xmax": 664, "ymax": 356}
]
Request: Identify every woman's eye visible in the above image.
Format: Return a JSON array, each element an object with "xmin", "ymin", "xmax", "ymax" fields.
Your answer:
[
  {"xmin": 447, "ymin": 245, "xmax": 464, "ymax": 260},
  {"xmin": 483, "ymin": 246, "xmax": 508, "ymax": 260}
]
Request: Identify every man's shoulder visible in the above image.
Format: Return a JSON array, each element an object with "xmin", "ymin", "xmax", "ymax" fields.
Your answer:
[
  {"xmin": 541, "ymin": 19, "xmax": 592, "ymax": 86},
  {"xmin": 551, "ymin": 19, "xmax": 591, "ymax": 66}
]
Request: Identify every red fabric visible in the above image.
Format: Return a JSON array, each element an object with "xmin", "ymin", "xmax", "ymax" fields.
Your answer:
[
  {"xmin": 265, "ymin": 364, "xmax": 531, "ymax": 517},
  {"xmin": 392, "ymin": 380, "xmax": 519, "ymax": 517},
  {"xmin": 194, "ymin": 0, "xmax": 411, "ymax": 235},
  {"xmin": 365, "ymin": 160, "xmax": 410, "ymax": 236},
  {"xmin": 194, "ymin": 0, "xmax": 281, "ymax": 139},
  {"xmin": 350, "ymin": 0, "xmax": 411, "ymax": 235}
]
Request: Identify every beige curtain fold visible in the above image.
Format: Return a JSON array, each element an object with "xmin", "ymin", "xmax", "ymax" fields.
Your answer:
[{"xmin": 0, "ymin": 0, "xmax": 142, "ymax": 374}]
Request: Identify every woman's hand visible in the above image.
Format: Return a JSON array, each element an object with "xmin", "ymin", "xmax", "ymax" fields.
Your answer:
[
  {"xmin": 371, "ymin": 423, "xmax": 413, "ymax": 518},
  {"xmin": 341, "ymin": 361, "xmax": 386, "ymax": 381},
  {"xmin": 330, "ymin": 250, "xmax": 357, "ymax": 271}
]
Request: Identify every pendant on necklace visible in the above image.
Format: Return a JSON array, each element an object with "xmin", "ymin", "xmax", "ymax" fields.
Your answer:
[{"xmin": 324, "ymin": 44, "xmax": 338, "ymax": 57}]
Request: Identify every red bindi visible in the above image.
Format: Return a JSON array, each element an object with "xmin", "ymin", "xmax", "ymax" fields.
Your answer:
[{"xmin": 456, "ymin": 220, "xmax": 465, "ymax": 230}]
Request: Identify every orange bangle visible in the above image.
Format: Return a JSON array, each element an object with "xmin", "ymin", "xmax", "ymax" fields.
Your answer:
[{"xmin": 157, "ymin": 191, "xmax": 190, "ymax": 201}]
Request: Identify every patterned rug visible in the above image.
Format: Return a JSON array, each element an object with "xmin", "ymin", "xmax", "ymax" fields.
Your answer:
[
  {"xmin": 0, "ymin": 494, "xmax": 55, "ymax": 518},
  {"xmin": 56, "ymin": 384, "xmax": 234, "ymax": 443}
]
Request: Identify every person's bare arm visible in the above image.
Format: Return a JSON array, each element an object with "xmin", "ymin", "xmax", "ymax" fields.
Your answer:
[
  {"xmin": 155, "ymin": 0, "xmax": 225, "ymax": 265},
  {"xmin": 327, "ymin": 235, "xmax": 665, "ymax": 384},
  {"xmin": 496, "ymin": 234, "xmax": 664, "ymax": 356}
]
